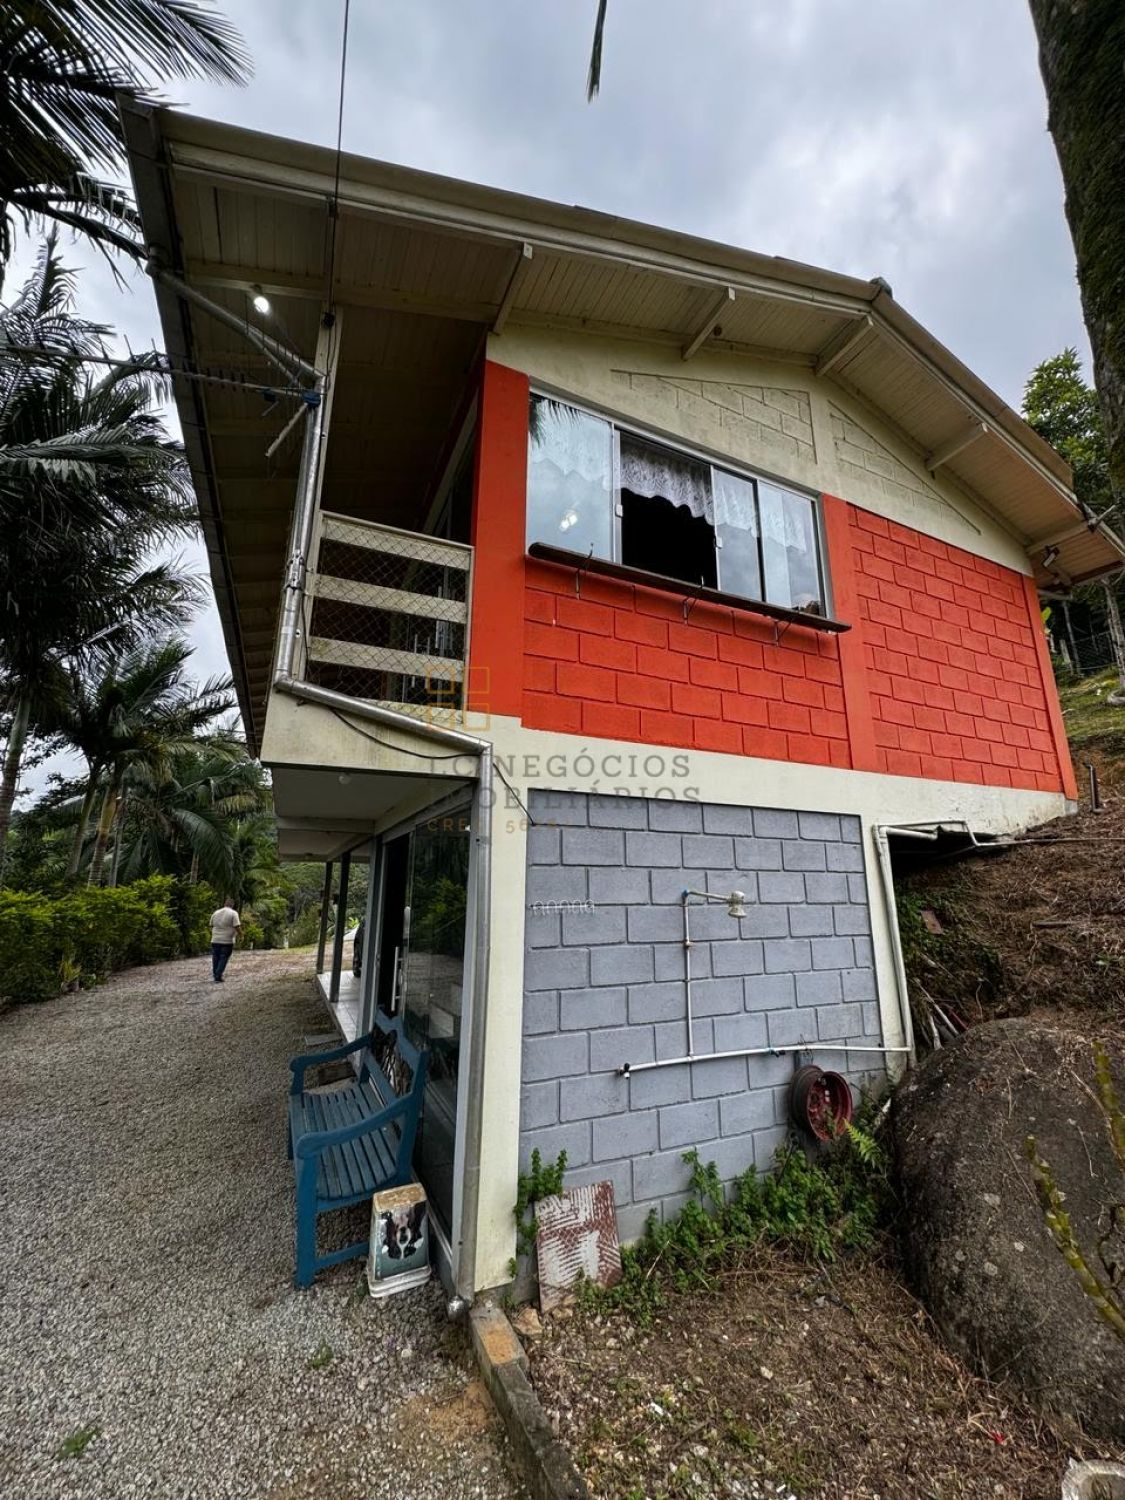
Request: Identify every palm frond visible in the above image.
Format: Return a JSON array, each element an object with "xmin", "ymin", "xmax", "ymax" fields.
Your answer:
[
  {"xmin": 586, "ymin": 0, "xmax": 608, "ymax": 101},
  {"xmin": 0, "ymin": 1, "xmax": 249, "ymax": 268}
]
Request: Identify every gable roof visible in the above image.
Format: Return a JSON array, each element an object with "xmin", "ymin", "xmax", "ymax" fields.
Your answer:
[{"xmin": 123, "ymin": 101, "xmax": 1125, "ymax": 748}]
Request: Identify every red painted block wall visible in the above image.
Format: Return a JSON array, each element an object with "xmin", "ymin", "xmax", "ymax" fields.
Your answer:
[
  {"xmin": 844, "ymin": 503, "xmax": 1075, "ymax": 796},
  {"xmin": 469, "ymin": 359, "xmax": 1075, "ymax": 797},
  {"xmin": 523, "ymin": 565, "xmax": 851, "ymax": 767}
]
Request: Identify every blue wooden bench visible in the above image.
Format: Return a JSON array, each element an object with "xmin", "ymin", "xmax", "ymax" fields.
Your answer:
[{"xmin": 287, "ymin": 1011, "xmax": 427, "ymax": 1288}]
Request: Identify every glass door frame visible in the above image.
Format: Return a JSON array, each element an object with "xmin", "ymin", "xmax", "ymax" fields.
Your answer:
[{"xmin": 362, "ymin": 784, "xmax": 480, "ymax": 1295}]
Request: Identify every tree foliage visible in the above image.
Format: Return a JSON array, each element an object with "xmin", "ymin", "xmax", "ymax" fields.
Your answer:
[
  {"xmin": 1023, "ymin": 348, "xmax": 1113, "ymax": 516},
  {"xmin": 1023, "ymin": 349, "xmax": 1125, "ymax": 678},
  {"xmin": 0, "ymin": 0, "xmax": 249, "ymax": 267},
  {"xmin": 0, "ymin": 237, "xmax": 201, "ymax": 872}
]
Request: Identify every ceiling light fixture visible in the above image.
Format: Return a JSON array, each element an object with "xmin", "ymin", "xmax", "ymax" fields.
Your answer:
[{"xmin": 251, "ymin": 285, "xmax": 272, "ymax": 315}]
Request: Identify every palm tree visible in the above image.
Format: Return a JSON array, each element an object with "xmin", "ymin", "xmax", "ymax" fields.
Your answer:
[
  {"xmin": 46, "ymin": 638, "xmax": 233, "ymax": 885},
  {"xmin": 0, "ymin": 236, "xmax": 194, "ymax": 534},
  {"xmin": 0, "ymin": 1, "xmax": 249, "ymax": 268},
  {"xmin": 113, "ymin": 738, "xmax": 268, "ymax": 889},
  {"xmin": 225, "ymin": 810, "xmax": 282, "ymax": 913},
  {"xmin": 0, "ymin": 239, "xmax": 200, "ymax": 876}
]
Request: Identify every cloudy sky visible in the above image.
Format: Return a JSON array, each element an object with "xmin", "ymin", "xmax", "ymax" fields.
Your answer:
[{"xmin": 15, "ymin": 0, "xmax": 1087, "ymax": 794}]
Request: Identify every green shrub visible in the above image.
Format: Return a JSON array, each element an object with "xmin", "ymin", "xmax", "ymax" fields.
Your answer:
[
  {"xmin": 239, "ymin": 915, "xmax": 265, "ymax": 949},
  {"xmin": 0, "ymin": 876, "xmax": 199, "ymax": 1003},
  {"xmin": 167, "ymin": 878, "xmax": 217, "ymax": 955},
  {"xmin": 288, "ymin": 904, "xmax": 321, "ymax": 947},
  {"xmin": 587, "ymin": 1117, "xmax": 892, "ymax": 1325},
  {"xmin": 0, "ymin": 892, "xmax": 60, "ymax": 1001}
]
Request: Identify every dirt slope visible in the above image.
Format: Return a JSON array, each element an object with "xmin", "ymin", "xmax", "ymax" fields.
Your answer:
[{"xmin": 898, "ymin": 672, "xmax": 1125, "ymax": 1044}]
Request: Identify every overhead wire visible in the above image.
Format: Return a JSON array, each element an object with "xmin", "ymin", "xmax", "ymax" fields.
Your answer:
[
  {"xmin": 289, "ymin": 1, "xmax": 542, "ymax": 826},
  {"xmin": 324, "ymin": 0, "xmax": 352, "ymax": 314}
]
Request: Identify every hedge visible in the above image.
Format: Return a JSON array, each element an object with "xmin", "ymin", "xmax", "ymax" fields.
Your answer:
[{"xmin": 0, "ymin": 876, "xmax": 215, "ymax": 1004}]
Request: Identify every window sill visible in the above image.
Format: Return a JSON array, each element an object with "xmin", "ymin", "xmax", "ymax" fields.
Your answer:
[{"xmin": 527, "ymin": 543, "xmax": 851, "ymax": 635}]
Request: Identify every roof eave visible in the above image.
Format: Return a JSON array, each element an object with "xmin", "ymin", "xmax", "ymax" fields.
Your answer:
[{"xmin": 121, "ymin": 98, "xmax": 263, "ymax": 754}]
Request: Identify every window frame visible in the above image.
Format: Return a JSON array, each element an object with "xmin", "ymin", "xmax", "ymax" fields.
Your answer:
[{"xmin": 527, "ymin": 385, "xmax": 833, "ymax": 619}]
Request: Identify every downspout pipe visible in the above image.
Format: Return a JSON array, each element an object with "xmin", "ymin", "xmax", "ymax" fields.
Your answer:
[
  {"xmin": 872, "ymin": 823, "xmax": 940, "ymax": 1063},
  {"xmin": 267, "ymin": 682, "xmax": 494, "ymax": 1310}
]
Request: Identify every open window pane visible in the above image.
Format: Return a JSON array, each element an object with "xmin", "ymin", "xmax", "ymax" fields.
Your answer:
[
  {"xmin": 619, "ymin": 435, "xmax": 717, "ymax": 588},
  {"xmin": 527, "ymin": 396, "xmax": 613, "ymax": 559},
  {"xmin": 714, "ymin": 469, "xmax": 762, "ymax": 601},
  {"xmin": 759, "ymin": 481, "xmax": 824, "ymax": 613}
]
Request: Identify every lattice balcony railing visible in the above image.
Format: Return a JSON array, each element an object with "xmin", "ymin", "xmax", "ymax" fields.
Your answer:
[{"xmin": 300, "ymin": 511, "xmax": 472, "ymax": 722}]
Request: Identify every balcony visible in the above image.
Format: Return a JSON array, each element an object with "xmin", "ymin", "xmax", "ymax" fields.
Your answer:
[{"xmin": 300, "ymin": 512, "xmax": 473, "ymax": 723}]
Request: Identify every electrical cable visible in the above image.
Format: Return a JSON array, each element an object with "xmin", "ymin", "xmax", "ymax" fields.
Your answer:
[
  {"xmin": 324, "ymin": 0, "xmax": 352, "ymax": 310},
  {"xmin": 6, "ymin": 344, "xmax": 310, "ymax": 400},
  {"xmin": 326, "ymin": 706, "xmax": 467, "ymax": 761}
]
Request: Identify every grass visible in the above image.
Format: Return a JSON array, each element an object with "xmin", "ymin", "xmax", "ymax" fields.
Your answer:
[
  {"xmin": 55, "ymin": 1424, "xmax": 98, "ymax": 1460},
  {"xmin": 306, "ymin": 1341, "xmax": 334, "ymax": 1370},
  {"xmin": 1057, "ymin": 667, "xmax": 1125, "ymax": 752}
]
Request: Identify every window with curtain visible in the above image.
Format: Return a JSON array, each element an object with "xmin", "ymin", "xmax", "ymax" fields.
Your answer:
[
  {"xmin": 526, "ymin": 394, "xmax": 826, "ymax": 614},
  {"xmin": 619, "ymin": 435, "xmax": 717, "ymax": 589},
  {"xmin": 526, "ymin": 397, "xmax": 613, "ymax": 561}
]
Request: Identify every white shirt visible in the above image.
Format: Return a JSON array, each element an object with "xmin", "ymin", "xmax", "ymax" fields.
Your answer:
[{"xmin": 210, "ymin": 907, "xmax": 241, "ymax": 945}]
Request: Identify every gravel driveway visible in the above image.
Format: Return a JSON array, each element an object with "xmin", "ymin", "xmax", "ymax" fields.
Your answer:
[{"xmin": 0, "ymin": 949, "xmax": 526, "ymax": 1500}]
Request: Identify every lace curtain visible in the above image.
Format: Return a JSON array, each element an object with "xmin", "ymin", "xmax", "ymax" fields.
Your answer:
[
  {"xmin": 622, "ymin": 439, "xmax": 810, "ymax": 557},
  {"xmin": 712, "ymin": 469, "xmax": 758, "ymax": 534},
  {"xmin": 531, "ymin": 399, "xmax": 811, "ymax": 558},
  {"xmin": 620, "ymin": 437, "xmax": 712, "ymax": 520},
  {"xmin": 759, "ymin": 482, "xmax": 812, "ymax": 555}
]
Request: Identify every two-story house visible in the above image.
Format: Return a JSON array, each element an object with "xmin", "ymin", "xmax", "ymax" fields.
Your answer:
[{"xmin": 124, "ymin": 101, "xmax": 1125, "ymax": 1301}]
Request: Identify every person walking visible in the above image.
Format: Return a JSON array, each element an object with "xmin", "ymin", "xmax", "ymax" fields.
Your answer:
[{"xmin": 209, "ymin": 899, "xmax": 242, "ymax": 983}]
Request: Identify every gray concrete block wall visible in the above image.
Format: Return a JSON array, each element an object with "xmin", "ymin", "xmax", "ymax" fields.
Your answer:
[{"xmin": 519, "ymin": 791, "xmax": 883, "ymax": 1242}]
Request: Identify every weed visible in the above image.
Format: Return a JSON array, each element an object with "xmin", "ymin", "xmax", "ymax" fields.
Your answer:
[
  {"xmin": 584, "ymin": 1114, "xmax": 891, "ymax": 1325},
  {"xmin": 726, "ymin": 1419, "xmax": 760, "ymax": 1454},
  {"xmin": 895, "ymin": 883, "xmax": 1003, "ymax": 1040},
  {"xmin": 306, "ymin": 1341, "xmax": 334, "ymax": 1370},
  {"xmin": 56, "ymin": 1425, "xmax": 98, "ymax": 1460},
  {"xmin": 513, "ymin": 1147, "xmax": 568, "ymax": 1260}
]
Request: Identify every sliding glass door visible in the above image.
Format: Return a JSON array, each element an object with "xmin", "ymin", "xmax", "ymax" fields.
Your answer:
[{"xmin": 389, "ymin": 811, "xmax": 470, "ymax": 1237}]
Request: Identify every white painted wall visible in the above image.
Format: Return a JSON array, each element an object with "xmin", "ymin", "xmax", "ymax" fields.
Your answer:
[{"xmin": 488, "ymin": 325, "xmax": 1033, "ymax": 576}]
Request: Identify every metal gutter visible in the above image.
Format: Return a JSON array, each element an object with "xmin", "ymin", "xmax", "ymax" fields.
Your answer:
[
  {"xmin": 263, "ymin": 332, "xmax": 493, "ymax": 1301},
  {"xmin": 142, "ymin": 178, "xmax": 496, "ymax": 1299}
]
